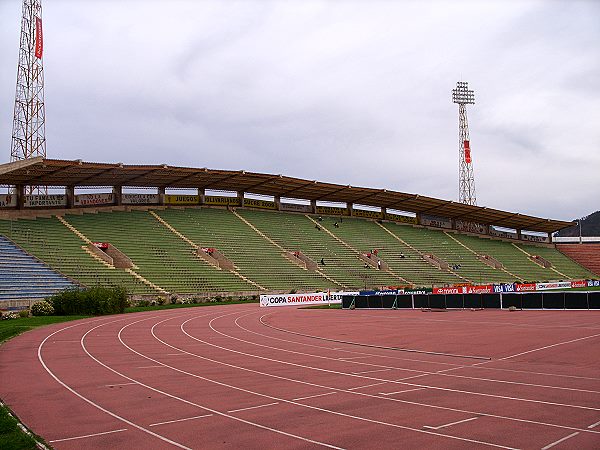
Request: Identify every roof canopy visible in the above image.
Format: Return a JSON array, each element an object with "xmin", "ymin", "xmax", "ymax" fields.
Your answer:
[{"xmin": 0, "ymin": 157, "xmax": 572, "ymax": 233}]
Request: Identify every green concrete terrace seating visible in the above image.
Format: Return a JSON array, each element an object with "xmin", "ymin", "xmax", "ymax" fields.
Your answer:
[
  {"xmin": 155, "ymin": 208, "xmax": 334, "ymax": 291},
  {"xmin": 237, "ymin": 209, "xmax": 399, "ymax": 290},
  {"xmin": 515, "ymin": 243, "xmax": 595, "ymax": 279},
  {"xmin": 317, "ymin": 216, "xmax": 461, "ymax": 286},
  {"xmin": 0, "ymin": 217, "xmax": 153, "ymax": 294},
  {"xmin": 65, "ymin": 210, "xmax": 252, "ymax": 294},
  {"xmin": 382, "ymin": 224, "xmax": 512, "ymax": 284},
  {"xmin": 451, "ymin": 233, "xmax": 561, "ymax": 281}
]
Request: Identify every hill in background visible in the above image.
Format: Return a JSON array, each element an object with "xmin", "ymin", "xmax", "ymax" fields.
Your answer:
[{"xmin": 555, "ymin": 210, "xmax": 600, "ymax": 237}]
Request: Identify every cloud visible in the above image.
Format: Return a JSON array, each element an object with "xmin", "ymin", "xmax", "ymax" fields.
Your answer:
[{"xmin": 0, "ymin": 0, "xmax": 598, "ymax": 221}]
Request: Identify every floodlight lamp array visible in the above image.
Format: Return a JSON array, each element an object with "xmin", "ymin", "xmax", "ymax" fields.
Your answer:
[{"xmin": 452, "ymin": 81, "xmax": 475, "ymax": 105}]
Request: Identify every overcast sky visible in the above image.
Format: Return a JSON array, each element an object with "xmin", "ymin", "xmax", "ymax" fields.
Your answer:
[{"xmin": 0, "ymin": 0, "xmax": 598, "ymax": 220}]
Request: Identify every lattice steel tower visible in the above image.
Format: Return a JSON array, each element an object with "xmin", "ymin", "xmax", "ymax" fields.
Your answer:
[
  {"xmin": 452, "ymin": 81, "xmax": 476, "ymax": 205},
  {"xmin": 10, "ymin": 0, "xmax": 47, "ymax": 195}
]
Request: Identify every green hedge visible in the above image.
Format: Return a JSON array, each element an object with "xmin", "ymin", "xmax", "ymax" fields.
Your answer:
[{"xmin": 47, "ymin": 286, "xmax": 128, "ymax": 316}]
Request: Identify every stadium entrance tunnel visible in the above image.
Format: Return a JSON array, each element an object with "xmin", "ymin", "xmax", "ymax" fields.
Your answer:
[{"xmin": 342, "ymin": 291, "xmax": 600, "ymax": 310}]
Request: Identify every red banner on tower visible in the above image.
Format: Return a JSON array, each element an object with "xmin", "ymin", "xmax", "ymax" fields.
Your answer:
[
  {"xmin": 35, "ymin": 17, "xmax": 43, "ymax": 59},
  {"xmin": 464, "ymin": 140, "xmax": 471, "ymax": 163}
]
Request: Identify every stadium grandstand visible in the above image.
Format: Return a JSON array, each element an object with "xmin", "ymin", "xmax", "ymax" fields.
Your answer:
[{"xmin": 0, "ymin": 156, "xmax": 598, "ymax": 304}]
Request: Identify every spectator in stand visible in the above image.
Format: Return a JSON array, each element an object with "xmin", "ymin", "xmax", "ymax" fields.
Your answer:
[
  {"xmin": 377, "ymin": 260, "xmax": 381, "ymax": 270},
  {"xmin": 399, "ymin": 252, "xmax": 405, "ymax": 259},
  {"xmin": 320, "ymin": 258, "xmax": 326, "ymax": 266},
  {"xmin": 318, "ymin": 216, "xmax": 323, "ymax": 222},
  {"xmin": 315, "ymin": 224, "xmax": 321, "ymax": 231},
  {"xmin": 334, "ymin": 221, "xmax": 339, "ymax": 228}
]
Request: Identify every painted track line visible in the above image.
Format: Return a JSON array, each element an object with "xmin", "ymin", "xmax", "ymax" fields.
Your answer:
[
  {"xmin": 423, "ymin": 417, "xmax": 479, "ymax": 430},
  {"xmin": 143, "ymin": 315, "xmax": 517, "ymax": 449},
  {"xmin": 49, "ymin": 428, "xmax": 128, "ymax": 443},
  {"xmin": 207, "ymin": 313, "xmax": 600, "ymax": 410},
  {"xmin": 37, "ymin": 318, "xmax": 193, "ymax": 450},
  {"xmin": 540, "ymin": 432, "xmax": 580, "ymax": 449},
  {"xmin": 292, "ymin": 392, "xmax": 337, "ymax": 401},
  {"xmin": 589, "ymin": 419, "xmax": 600, "ymax": 429},
  {"xmin": 260, "ymin": 313, "xmax": 491, "ymax": 360},
  {"xmin": 102, "ymin": 316, "xmax": 344, "ymax": 449},
  {"xmin": 149, "ymin": 414, "xmax": 214, "ymax": 427},
  {"xmin": 380, "ymin": 388, "xmax": 426, "ymax": 396},
  {"xmin": 228, "ymin": 402, "xmax": 279, "ymax": 413},
  {"xmin": 175, "ymin": 311, "xmax": 600, "ymax": 436},
  {"xmin": 496, "ymin": 332, "xmax": 600, "ymax": 361},
  {"xmin": 233, "ymin": 313, "xmax": 600, "ymax": 395},
  {"xmin": 103, "ymin": 382, "xmax": 136, "ymax": 387}
]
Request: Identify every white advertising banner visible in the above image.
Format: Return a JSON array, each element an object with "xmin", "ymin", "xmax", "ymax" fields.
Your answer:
[
  {"xmin": 489, "ymin": 228, "xmax": 518, "ymax": 240},
  {"xmin": 0, "ymin": 194, "xmax": 16, "ymax": 208},
  {"xmin": 74, "ymin": 193, "xmax": 114, "ymax": 206},
  {"xmin": 260, "ymin": 291, "xmax": 355, "ymax": 307},
  {"xmin": 536, "ymin": 281, "xmax": 572, "ymax": 291},
  {"xmin": 420, "ymin": 214, "xmax": 452, "ymax": 229},
  {"xmin": 122, "ymin": 193, "xmax": 159, "ymax": 204},
  {"xmin": 280, "ymin": 202, "xmax": 312, "ymax": 213},
  {"xmin": 522, "ymin": 234, "xmax": 550, "ymax": 243},
  {"xmin": 24, "ymin": 194, "xmax": 67, "ymax": 208}
]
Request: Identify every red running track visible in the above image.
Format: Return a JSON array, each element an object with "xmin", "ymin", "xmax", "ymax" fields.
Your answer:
[{"xmin": 1, "ymin": 305, "xmax": 600, "ymax": 449}]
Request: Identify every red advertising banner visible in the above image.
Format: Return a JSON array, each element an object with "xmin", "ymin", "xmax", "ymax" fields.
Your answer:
[
  {"xmin": 465, "ymin": 284, "xmax": 493, "ymax": 294},
  {"xmin": 464, "ymin": 140, "xmax": 471, "ymax": 163},
  {"xmin": 35, "ymin": 17, "xmax": 43, "ymax": 59},
  {"xmin": 570, "ymin": 280, "xmax": 587, "ymax": 289},
  {"xmin": 516, "ymin": 283, "xmax": 536, "ymax": 292},
  {"xmin": 432, "ymin": 287, "xmax": 461, "ymax": 295}
]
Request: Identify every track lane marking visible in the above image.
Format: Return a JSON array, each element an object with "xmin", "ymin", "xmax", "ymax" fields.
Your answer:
[
  {"xmin": 352, "ymin": 368, "xmax": 393, "ymax": 375},
  {"xmin": 497, "ymin": 332, "xmax": 600, "ymax": 361},
  {"xmin": 103, "ymin": 382, "xmax": 136, "ymax": 387},
  {"xmin": 541, "ymin": 432, "xmax": 580, "ymax": 449},
  {"xmin": 91, "ymin": 316, "xmax": 345, "ymax": 449},
  {"xmin": 205, "ymin": 314, "xmax": 600, "ymax": 410},
  {"xmin": 141, "ymin": 314, "xmax": 516, "ymax": 449},
  {"xmin": 233, "ymin": 313, "xmax": 600, "ymax": 395},
  {"xmin": 228, "ymin": 402, "xmax": 279, "ymax": 413},
  {"xmin": 149, "ymin": 414, "xmax": 214, "ymax": 427},
  {"xmin": 37, "ymin": 318, "xmax": 193, "ymax": 450},
  {"xmin": 588, "ymin": 419, "xmax": 600, "ymax": 429},
  {"xmin": 423, "ymin": 417, "xmax": 479, "ymax": 430},
  {"xmin": 380, "ymin": 388, "xmax": 426, "ymax": 396},
  {"xmin": 171, "ymin": 311, "xmax": 600, "ymax": 436},
  {"xmin": 292, "ymin": 392, "xmax": 337, "ymax": 401},
  {"xmin": 49, "ymin": 428, "xmax": 128, "ymax": 443}
]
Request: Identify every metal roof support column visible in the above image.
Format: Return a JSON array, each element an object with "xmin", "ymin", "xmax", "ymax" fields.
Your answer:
[
  {"xmin": 415, "ymin": 212, "xmax": 422, "ymax": 225},
  {"xmin": 198, "ymin": 188, "xmax": 205, "ymax": 205},
  {"xmin": 274, "ymin": 195, "xmax": 281, "ymax": 210},
  {"xmin": 158, "ymin": 186, "xmax": 165, "ymax": 206},
  {"xmin": 547, "ymin": 232, "xmax": 552, "ymax": 244},
  {"xmin": 310, "ymin": 199, "xmax": 317, "ymax": 214},
  {"xmin": 65, "ymin": 185, "xmax": 74, "ymax": 209},
  {"xmin": 113, "ymin": 185, "xmax": 122, "ymax": 206},
  {"xmin": 237, "ymin": 191, "xmax": 245, "ymax": 207},
  {"xmin": 348, "ymin": 203, "xmax": 353, "ymax": 216},
  {"xmin": 517, "ymin": 229, "xmax": 523, "ymax": 241},
  {"xmin": 16, "ymin": 184, "xmax": 25, "ymax": 209}
]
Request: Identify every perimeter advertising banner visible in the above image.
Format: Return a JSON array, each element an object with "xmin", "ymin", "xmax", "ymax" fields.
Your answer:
[
  {"xmin": 122, "ymin": 193, "xmax": 159, "ymax": 205},
  {"xmin": 385, "ymin": 213, "xmax": 417, "ymax": 225},
  {"xmin": 353, "ymin": 209, "xmax": 383, "ymax": 220},
  {"xmin": 244, "ymin": 198, "xmax": 277, "ymax": 210},
  {"xmin": 260, "ymin": 291, "xmax": 355, "ymax": 307},
  {"xmin": 0, "ymin": 194, "xmax": 16, "ymax": 208},
  {"xmin": 280, "ymin": 203, "xmax": 311, "ymax": 213},
  {"xmin": 24, "ymin": 195, "xmax": 66, "ymax": 208},
  {"xmin": 536, "ymin": 281, "xmax": 573, "ymax": 291},
  {"xmin": 420, "ymin": 214, "xmax": 452, "ymax": 229},
  {"xmin": 204, "ymin": 196, "xmax": 241, "ymax": 207},
  {"xmin": 522, "ymin": 234, "xmax": 550, "ymax": 243},
  {"xmin": 74, "ymin": 193, "xmax": 114, "ymax": 206},
  {"xmin": 164, "ymin": 195, "xmax": 199, "ymax": 205},
  {"xmin": 315, "ymin": 206, "xmax": 349, "ymax": 216}
]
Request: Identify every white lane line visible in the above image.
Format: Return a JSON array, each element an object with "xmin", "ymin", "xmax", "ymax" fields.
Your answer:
[
  {"xmin": 380, "ymin": 388, "xmax": 426, "ymax": 396},
  {"xmin": 541, "ymin": 432, "xmax": 580, "ymax": 449},
  {"xmin": 588, "ymin": 419, "xmax": 600, "ymax": 429},
  {"xmin": 103, "ymin": 382, "xmax": 136, "ymax": 387},
  {"xmin": 498, "ymin": 333, "xmax": 600, "ymax": 361},
  {"xmin": 37, "ymin": 316, "xmax": 208, "ymax": 449},
  {"xmin": 149, "ymin": 414, "xmax": 214, "ymax": 427},
  {"xmin": 292, "ymin": 392, "xmax": 337, "ymax": 401},
  {"xmin": 49, "ymin": 428, "xmax": 128, "ymax": 443},
  {"xmin": 423, "ymin": 417, "xmax": 479, "ymax": 430},
  {"xmin": 352, "ymin": 368, "xmax": 393, "ymax": 375},
  {"xmin": 207, "ymin": 314, "xmax": 600, "ymax": 411},
  {"xmin": 102, "ymin": 318, "xmax": 343, "ymax": 449},
  {"xmin": 235, "ymin": 312, "xmax": 600, "ymax": 395},
  {"xmin": 165, "ymin": 353, "xmax": 186, "ymax": 356},
  {"xmin": 338, "ymin": 356, "xmax": 371, "ymax": 360},
  {"xmin": 197, "ymin": 312, "xmax": 600, "ymax": 436},
  {"xmin": 228, "ymin": 402, "xmax": 279, "ymax": 413},
  {"xmin": 136, "ymin": 365, "xmax": 165, "ymax": 369}
]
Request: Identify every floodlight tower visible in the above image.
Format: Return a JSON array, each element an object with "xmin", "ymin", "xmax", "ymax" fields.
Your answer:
[
  {"xmin": 10, "ymin": 0, "xmax": 47, "ymax": 195},
  {"xmin": 452, "ymin": 81, "xmax": 476, "ymax": 205}
]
